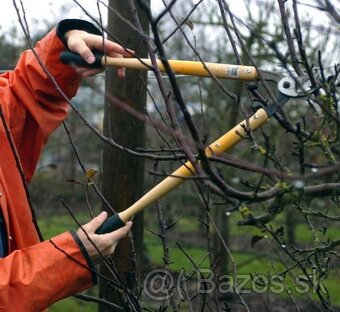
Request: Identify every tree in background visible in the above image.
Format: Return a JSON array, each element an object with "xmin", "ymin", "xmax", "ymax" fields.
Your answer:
[{"xmin": 99, "ymin": 1, "xmax": 149, "ymax": 311}]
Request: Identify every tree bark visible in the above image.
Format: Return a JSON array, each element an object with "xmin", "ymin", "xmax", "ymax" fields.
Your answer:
[{"xmin": 99, "ymin": 1, "xmax": 149, "ymax": 310}]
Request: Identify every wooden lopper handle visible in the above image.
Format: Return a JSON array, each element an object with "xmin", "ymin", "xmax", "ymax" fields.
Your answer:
[
  {"xmin": 60, "ymin": 51, "xmax": 258, "ymax": 81},
  {"xmin": 96, "ymin": 109, "xmax": 269, "ymax": 234}
]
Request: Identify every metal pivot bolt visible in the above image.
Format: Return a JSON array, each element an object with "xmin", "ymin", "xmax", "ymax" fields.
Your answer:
[{"xmin": 283, "ymin": 81, "xmax": 291, "ymax": 89}]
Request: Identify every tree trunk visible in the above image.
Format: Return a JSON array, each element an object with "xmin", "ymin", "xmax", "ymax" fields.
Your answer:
[{"xmin": 99, "ymin": 1, "xmax": 149, "ymax": 310}]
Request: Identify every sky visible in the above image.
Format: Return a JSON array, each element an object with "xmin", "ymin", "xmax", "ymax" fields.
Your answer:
[
  {"xmin": 0, "ymin": 0, "xmax": 245, "ymax": 34},
  {"xmin": 0, "ymin": 0, "xmax": 166, "ymax": 42},
  {"xmin": 0, "ymin": 0, "xmax": 338, "ymax": 65},
  {"xmin": 1, "ymin": 0, "xmax": 337, "ymax": 34},
  {"xmin": 0, "ymin": 1, "xmax": 107, "ymax": 34},
  {"xmin": 0, "ymin": 1, "xmax": 159, "ymax": 34}
]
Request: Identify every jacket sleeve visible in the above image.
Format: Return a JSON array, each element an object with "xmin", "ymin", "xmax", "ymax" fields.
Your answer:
[
  {"xmin": 0, "ymin": 20, "xmax": 99, "ymax": 182},
  {"xmin": 0, "ymin": 20, "xmax": 100, "ymax": 310},
  {"xmin": 0, "ymin": 231, "xmax": 96, "ymax": 311}
]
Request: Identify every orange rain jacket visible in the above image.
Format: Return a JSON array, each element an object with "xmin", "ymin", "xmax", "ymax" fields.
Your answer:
[{"xmin": 0, "ymin": 20, "xmax": 99, "ymax": 311}]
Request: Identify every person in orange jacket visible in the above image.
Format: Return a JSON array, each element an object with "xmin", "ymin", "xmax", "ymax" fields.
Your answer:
[{"xmin": 0, "ymin": 19, "xmax": 132, "ymax": 311}]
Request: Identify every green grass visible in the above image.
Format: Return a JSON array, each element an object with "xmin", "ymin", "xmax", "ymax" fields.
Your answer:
[
  {"xmin": 37, "ymin": 212, "xmax": 340, "ymax": 310},
  {"xmin": 38, "ymin": 212, "xmax": 95, "ymax": 238},
  {"xmin": 144, "ymin": 214, "xmax": 340, "ymax": 307},
  {"xmin": 49, "ymin": 297, "xmax": 97, "ymax": 312}
]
